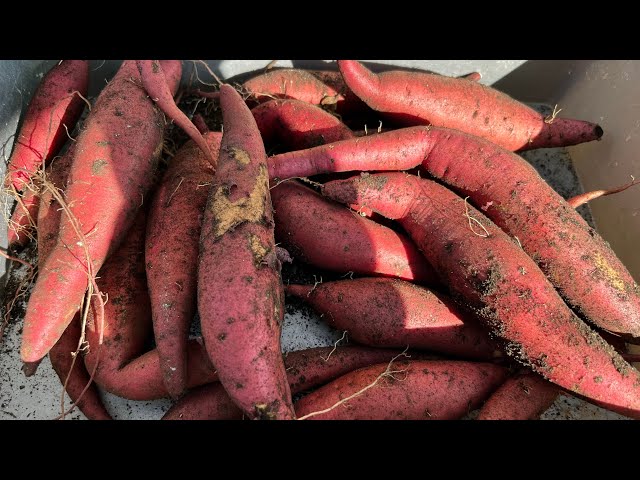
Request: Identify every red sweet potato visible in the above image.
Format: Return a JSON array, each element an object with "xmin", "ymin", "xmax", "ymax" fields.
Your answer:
[
  {"xmin": 163, "ymin": 346, "xmax": 413, "ymax": 420},
  {"xmin": 20, "ymin": 60, "xmax": 181, "ymax": 363},
  {"xmin": 49, "ymin": 318, "xmax": 111, "ymax": 420},
  {"xmin": 146, "ymin": 132, "xmax": 220, "ymax": 399},
  {"xmin": 251, "ymin": 99, "xmax": 354, "ymax": 152},
  {"xmin": 267, "ymin": 126, "xmax": 430, "ymax": 180},
  {"xmin": 7, "ymin": 186, "xmax": 40, "ymax": 247},
  {"xmin": 322, "ymin": 172, "xmax": 640, "ymax": 418},
  {"xmin": 295, "ymin": 360, "xmax": 507, "ymax": 420},
  {"xmin": 337, "ymin": 60, "xmax": 603, "ymax": 151},
  {"xmin": 408, "ymin": 126, "xmax": 640, "ymax": 339},
  {"xmin": 476, "ymin": 372, "xmax": 559, "ymax": 420},
  {"xmin": 271, "ymin": 181, "xmax": 438, "ymax": 284},
  {"xmin": 82, "ymin": 212, "xmax": 217, "ymax": 401},
  {"xmin": 5, "ymin": 60, "xmax": 88, "ymax": 192},
  {"xmin": 286, "ymin": 278, "xmax": 498, "ymax": 360},
  {"xmin": 136, "ymin": 60, "xmax": 215, "ymax": 166},
  {"xmin": 198, "ymin": 84, "xmax": 294, "ymax": 419}
]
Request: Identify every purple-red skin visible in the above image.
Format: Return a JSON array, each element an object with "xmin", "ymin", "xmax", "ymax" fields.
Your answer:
[
  {"xmin": 295, "ymin": 360, "xmax": 508, "ymax": 420},
  {"xmin": 163, "ymin": 346, "xmax": 415, "ymax": 420},
  {"xmin": 145, "ymin": 132, "xmax": 220, "ymax": 399},
  {"xmin": 251, "ymin": 99, "xmax": 354, "ymax": 152},
  {"xmin": 267, "ymin": 126, "xmax": 430, "ymax": 180},
  {"xmin": 5, "ymin": 60, "xmax": 89, "ymax": 192},
  {"xmin": 271, "ymin": 180, "xmax": 438, "ymax": 285},
  {"xmin": 337, "ymin": 60, "xmax": 603, "ymax": 152},
  {"xmin": 198, "ymin": 84, "xmax": 294, "ymax": 420},
  {"xmin": 20, "ymin": 60, "xmax": 181, "ymax": 364},
  {"xmin": 136, "ymin": 60, "xmax": 215, "ymax": 167},
  {"xmin": 286, "ymin": 278, "xmax": 499, "ymax": 360},
  {"xmin": 322, "ymin": 172, "xmax": 640, "ymax": 418},
  {"xmin": 476, "ymin": 372, "xmax": 560, "ymax": 420},
  {"xmin": 7, "ymin": 187, "xmax": 40, "ymax": 247}
]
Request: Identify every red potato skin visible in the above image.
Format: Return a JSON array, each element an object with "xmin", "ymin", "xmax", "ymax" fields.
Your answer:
[
  {"xmin": 82, "ymin": 211, "xmax": 218, "ymax": 401},
  {"xmin": 267, "ymin": 126, "xmax": 430, "ymax": 180},
  {"xmin": 20, "ymin": 60, "xmax": 181, "ymax": 363},
  {"xmin": 198, "ymin": 84, "xmax": 294, "ymax": 420},
  {"xmin": 136, "ymin": 60, "xmax": 215, "ymax": 167},
  {"xmin": 271, "ymin": 181, "xmax": 438, "ymax": 285},
  {"xmin": 476, "ymin": 372, "xmax": 559, "ymax": 420},
  {"xmin": 163, "ymin": 346, "xmax": 413, "ymax": 420},
  {"xmin": 251, "ymin": 99, "xmax": 354, "ymax": 152},
  {"xmin": 145, "ymin": 132, "xmax": 220, "ymax": 399},
  {"xmin": 35, "ymin": 149, "xmax": 110, "ymax": 420},
  {"xmin": 295, "ymin": 360, "xmax": 508, "ymax": 420},
  {"xmin": 337, "ymin": 60, "xmax": 603, "ymax": 151},
  {"xmin": 410, "ymin": 126, "xmax": 640, "ymax": 339},
  {"xmin": 5, "ymin": 60, "xmax": 89, "ymax": 192},
  {"xmin": 7, "ymin": 186, "xmax": 40, "ymax": 247},
  {"xmin": 322, "ymin": 173, "xmax": 640, "ymax": 418},
  {"xmin": 49, "ymin": 319, "xmax": 112, "ymax": 420},
  {"xmin": 286, "ymin": 278, "xmax": 498, "ymax": 360}
]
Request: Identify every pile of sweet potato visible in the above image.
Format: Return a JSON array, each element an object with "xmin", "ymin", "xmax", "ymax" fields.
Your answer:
[{"xmin": 3, "ymin": 59, "xmax": 640, "ymax": 420}]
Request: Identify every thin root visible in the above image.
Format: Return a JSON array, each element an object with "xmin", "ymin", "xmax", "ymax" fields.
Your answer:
[
  {"xmin": 322, "ymin": 330, "xmax": 348, "ymax": 362},
  {"xmin": 463, "ymin": 197, "xmax": 489, "ymax": 238}
]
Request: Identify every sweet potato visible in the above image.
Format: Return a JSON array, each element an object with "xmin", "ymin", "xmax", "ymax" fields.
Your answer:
[
  {"xmin": 271, "ymin": 181, "xmax": 438, "ymax": 284},
  {"xmin": 322, "ymin": 172, "xmax": 640, "ymax": 418},
  {"xmin": 82, "ymin": 211, "xmax": 217, "ymax": 401},
  {"xmin": 567, "ymin": 177, "xmax": 640, "ymax": 208},
  {"xmin": 476, "ymin": 372, "xmax": 559, "ymax": 420},
  {"xmin": 5, "ymin": 60, "xmax": 89, "ymax": 192},
  {"xmin": 337, "ymin": 60, "xmax": 603, "ymax": 151},
  {"xmin": 49, "ymin": 318, "xmax": 112, "ymax": 420},
  {"xmin": 20, "ymin": 60, "xmax": 181, "ymax": 363},
  {"xmin": 136, "ymin": 60, "xmax": 215, "ymax": 166},
  {"xmin": 252, "ymin": 99, "xmax": 354, "ymax": 152},
  {"xmin": 146, "ymin": 132, "xmax": 220, "ymax": 399},
  {"xmin": 267, "ymin": 126, "xmax": 430, "ymax": 180},
  {"xmin": 295, "ymin": 360, "xmax": 507, "ymax": 420},
  {"xmin": 163, "ymin": 346, "xmax": 413, "ymax": 420},
  {"xmin": 286, "ymin": 278, "xmax": 498, "ymax": 360},
  {"xmin": 407, "ymin": 126, "xmax": 640, "ymax": 339},
  {"xmin": 198, "ymin": 84, "xmax": 294, "ymax": 419}
]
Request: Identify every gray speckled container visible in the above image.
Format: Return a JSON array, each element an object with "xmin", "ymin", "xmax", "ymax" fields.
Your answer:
[{"xmin": 0, "ymin": 60, "xmax": 634, "ymax": 420}]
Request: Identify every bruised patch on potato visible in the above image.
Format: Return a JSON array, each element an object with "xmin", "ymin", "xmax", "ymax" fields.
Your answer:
[
  {"xmin": 592, "ymin": 251, "xmax": 626, "ymax": 293},
  {"xmin": 209, "ymin": 164, "xmax": 268, "ymax": 237}
]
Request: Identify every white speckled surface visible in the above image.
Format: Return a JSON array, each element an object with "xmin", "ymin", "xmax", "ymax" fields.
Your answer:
[{"xmin": 0, "ymin": 60, "xmax": 632, "ymax": 420}]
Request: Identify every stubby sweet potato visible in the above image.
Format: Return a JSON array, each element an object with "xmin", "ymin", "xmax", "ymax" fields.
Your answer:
[
  {"xmin": 337, "ymin": 60, "xmax": 603, "ymax": 151},
  {"xmin": 198, "ymin": 84, "xmax": 294, "ymax": 419},
  {"xmin": 295, "ymin": 360, "xmax": 507, "ymax": 420},
  {"xmin": 322, "ymin": 172, "xmax": 640, "ymax": 418},
  {"xmin": 146, "ymin": 132, "xmax": 220, "ymax": 399},
  {"xmin": 271, "ymin": 181, "xmax": 437, "ymax": 284},
  {"xmin": 286, "ymin": 278, "xmax": 498, "ymax": 360}
]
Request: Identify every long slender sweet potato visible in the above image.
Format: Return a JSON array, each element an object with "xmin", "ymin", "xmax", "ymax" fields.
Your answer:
[
  {"xmin": 267, "ymin": 126, "xmax": 430, "ymax": 180},
  {"xmin": 476, "ymin": 372, "xmax": 559, "ymax": 420},
  {"xmin": 136, "ymin": 60, "xmax": 215, "ymax": 166},
  {"xmin": 295, "ymin": 360, "xmax": 507, "ymax": 420},
  {"xmin": 198, "ymin": 84, "xmax": 294, "ymax": 420},
  {"xmin": 83, "ymin": 211, "xmax": 218, "ymax": 401},
  {"xmin": 322, "ymin": 173, "xmax": 640, "ymax": 418},
  {"xmin": 146, "ymin": 132, "xmax": 220, "ymax": 399},
  {"xmin": 408, "ymin": 126, "xmax": 640, "ymax": 339},
  {"xmin": 20, "ymin": 60, "xmax": 181, "ymax": 363},
  {"xmin": 337, "ymin": 60, "xmax": 603, "ymax": 151},
  {"xmin": 252, "ymin": 99, "xmax": 354, "ymax": 152},
  {"xmin": 5, "ymin": 60, "xmax": 89, "ymax": 192},
  {"xmin": 286, "ymin": 278, "xmax": 498, "ymax": 360},
  {"xmin": 271, "ymin": 181, "xmax": 438, "ymax": 284},
  {"xmin": 163, "ymin": 346, "xmax": 414, "ymax": 420}
]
